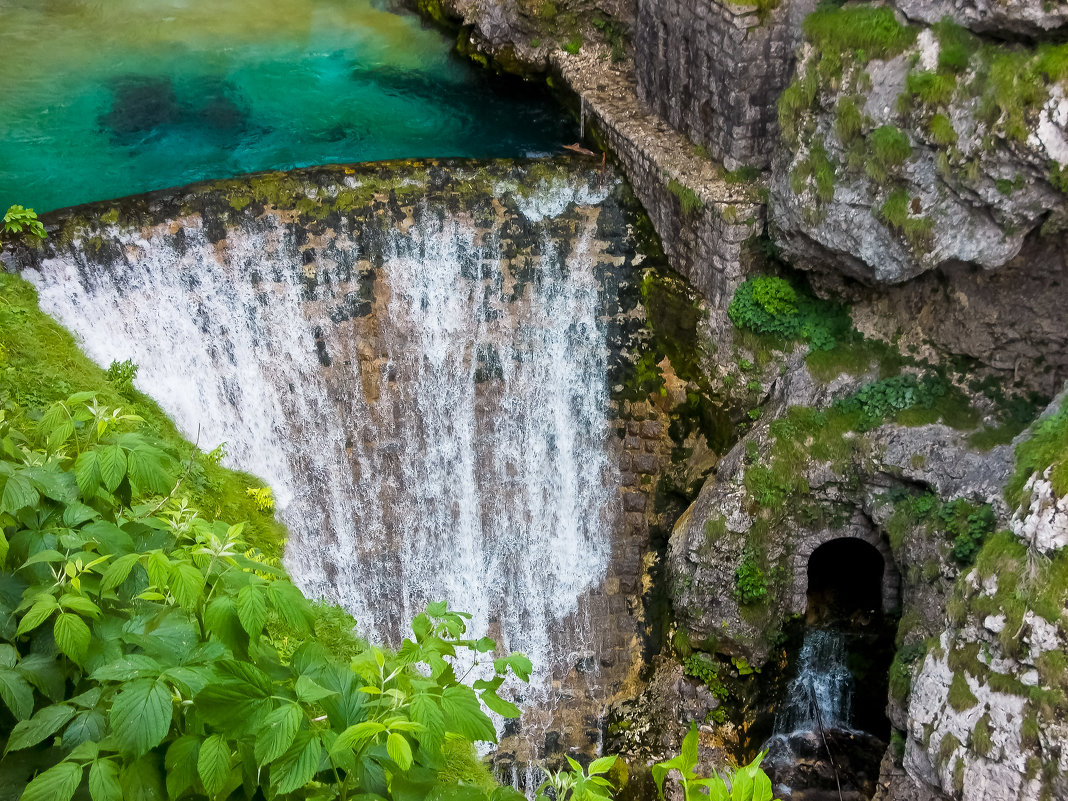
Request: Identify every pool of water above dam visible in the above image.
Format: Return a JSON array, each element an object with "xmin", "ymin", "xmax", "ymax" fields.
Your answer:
[{"xmin": 0, "ymin": 0, "xmax": 576, "ymax": 213}]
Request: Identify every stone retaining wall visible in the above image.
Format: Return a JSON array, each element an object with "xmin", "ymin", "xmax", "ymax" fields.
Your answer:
[{"xmin": 633, "ymin": 0, "xmax": 814, "ymax": 170}]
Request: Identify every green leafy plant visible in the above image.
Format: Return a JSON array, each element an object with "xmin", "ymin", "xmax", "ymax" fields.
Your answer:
[
  {"xmin": 0, "ymin": 393, "xmax": 533, "ymax": 801},
  {"xmin": 105, "ymin": 359, "xmax": 139, "ymax": 395},
  {"xmin": 734, "ymin": 548, "xmax": 769, "ymax": 606},
  {"xmin": 728, "ymin": 276, "xmax": 851, "ymax": 353},
  {"xmin": 245, "ymin": 485, "xmax": 275, "ymax": 512},
  {"xmin": 535, "ymin": 755, "xmax": 617, "ymax": 801},
  {"xmin": 2, "ymin": 205, "xmax": 47, "ymax": 242},
  {"xmin": 652, "ymin": 723, "xmax": 775, "ymax": 801}
]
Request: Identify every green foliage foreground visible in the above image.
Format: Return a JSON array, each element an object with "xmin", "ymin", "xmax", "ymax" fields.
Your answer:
[{"xmin": 0, "ymin": 395, "xmax": 534, "ymax": 801}]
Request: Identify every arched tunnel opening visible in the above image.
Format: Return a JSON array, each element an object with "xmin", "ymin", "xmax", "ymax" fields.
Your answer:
[{"xmin": 806, "ymin": 537, "xmax": 885, "ymax": 626}]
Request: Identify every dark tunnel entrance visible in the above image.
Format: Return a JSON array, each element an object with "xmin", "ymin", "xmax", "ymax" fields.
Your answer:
[{"xmin": 806, "ymin": 538, "xmax": 885, "ymax": 626}]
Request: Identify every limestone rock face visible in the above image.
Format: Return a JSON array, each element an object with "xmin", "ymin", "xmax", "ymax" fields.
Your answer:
[
  {"xmin": 770, "ymin": 41, "xmax": 1068, "ymax": 285},
  {"xmin": 894, "ymin": 0, "xmax": 1068, "ymax": 39}
]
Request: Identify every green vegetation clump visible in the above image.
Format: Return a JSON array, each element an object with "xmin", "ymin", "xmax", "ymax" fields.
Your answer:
[
  {"xmin": 878, "ymin": 188, "xmax": 934, "ymax": 252},
  {"xmin": 104, "ymin": 359, "xmax": 139, "ymax": 396},
  {"xmin": 683, "ymin": 654, "xmax": 728, "ymax": 701},
  {"xmin": 2, "ymin": 205, "xmax": 46, "ymax": 242},
  {"xmin": 865, "ymin": 125, "xmax": 912, "ymax": 184},
  {"xmin": 927, "ymin": 113, "xmax": 958, "ymax": 147},
  {"xmin": 834, "ymin": 373, "xmax": 948, "ymax": 429},
  {"xmin": 734, "ymin": 547, "xmax": 769, "ymax": 606},
  {"xmin": 0, "ymin": 387, "xmax": 536, "ymax": 801},
  {"xmin": 802, "ymin": 5, "xmax": 917, "ymax": 64},
  {"xmin": 667, "ymin": 179, "xmax": 705, "ymax": 215},
  {"xmin": 1006, "ymin": 397, "xmax": 1068, "ymax": 509},
  {"xmin": 728, "ymin": 276, "xmax": 852, "ymax": 352},
  {"xmin": 835, "ymin": 97, "xmax": 865, "ymax": 144},
  {"xmin": 948, "ymin": 672, "xmax": 979, "ymax": 711},
  {"xmin": 889, "ymin": 642, "xmax": 927, "ymax": 701},
  {"xmin": 0, "ymin": 274, "xmax": 285, "ymax": 555},
  {"xmin": 790, "ymin": 139, "xmax": 836, "ymax": 207},
  {"xmin": 561, "ymin": 34, "xmax": 583, "ymax": 54},
  {"xmin": 906, "ymin": 71, "xmax": 957, "ymax": 106}
]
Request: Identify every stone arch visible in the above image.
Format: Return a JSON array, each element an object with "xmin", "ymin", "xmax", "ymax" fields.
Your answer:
[
  {"xmin": 788, "ymin": 514, "xmax": 900, "ymax": 618},
  {"xmin": 807, "ymin": 538, "xmax": 885, "ymax": 624}
]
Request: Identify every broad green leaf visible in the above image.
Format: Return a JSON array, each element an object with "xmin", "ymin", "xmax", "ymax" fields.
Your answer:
[
  {"xmin": 0, "ymin": 666, "xmax": 34, "ymax": 719},
  {"xmin": 54, "ymin": 613, "xmax": 91, "ymax": 665},
  {"xmin": 62, "ymin": 501, "xmax": 99, "ymax": 528},
  {"xmin": 426, "ymin": 601, "xmax": 448, "ymax": 616},
  {"xmin": 127, "ymin": 448, "xmax": 173, "ymax": 495},
  {"xmin": 145, "ymin": 550, "xmax": 170, "ymax": 591},
  {"xmin": 0, "ymin": 644, "xmax": 14, "ymax": 668},
  {"xmin": 165, "ymin": 735, "xmax": 201, "ymax": 801},
  {"xmin": 441, "ymin": 685, "xmax": 497, "ymax": 743},
  {"xmin": 330, "ymin": 721, "xmax": 385, "ymax": 755},
  {"xmin": 386, "ymin": 732, "xmax": 413, "ymax": 772},
  {"xmin": 255, "ymin": 702, "xmax": 302, "ymax": 765},
  {"xmin": 491, "ymin": 787, "xmax": 528, "ymax": 801},
  {"xmin": 60, "ymin": 594, "xmax": 101, "ymax": 618},
  {"xmin": 235, "ymin": 584, "xmax": 267, "ymax": 637},
  {"xmin": 98, "ymin": 445, "xmax": 127, "ymax": 492},
  {"xmin": 120, "ymin": 754, "xmax": 165, "ymax": 801},
  {"xmin": 197, "ymin": 734, "xmax": 231, "ymax": 799},
  {"xmin": 271, "ymin": 731, "xmax": 322, "ymax": 794},
  {"xmin": 20, "ymin": 760, "xmax": 82, "ymax": 801},
  {"xmin": 19, "ymin": 653, "xmax": 67, "ymax": 703},
  {"xmin": 295, "ymin": 674, "xmax": 336, "ymax": 703},
  {"xmin": 100, "ymin": 552, "xmax": 140, "ymax": 592},
  {"xmin": 169, "ymin": 562, "xmax": 205, "ymax": 610},
  {"xmin": 74, "ymin": 451, "xmax": 101, "ymax": 497},
  {"xmin": 493, "ymin": 653, "xmax": 533, "ymax": 682},
  {"xmin": 63, "ymin": 710, "xmax": 107, "ymax": 749},
  {"xmin": 267, "ymin": 580, "xmax": 311, "ymax": 633},
  {"xmin": 5, "ymin": 703, "xmax": 75, "ymax": 752},
  {"xmin": 88, "ymin": 759, "xmax": 122, "ymax": 801},
  {"xmin": 23, "ymin": 549, "xmax": 66, "ymax": 567},
  {"xmin": 110, "ymin": 678, "xmax": 172, "ymax": 757},
  {"xmin": 410, "ymin": 694, "xmax": 445, "ymax": 752},
  {"xmin": 478, "ymin": 689, "xmax": 520, "ymax": 719},
  {"xmin": 2, "ymin": 474, "xmax": 39, "ymax": 514},
  {"xmin": 588, "ymin": 755, "xmax": 617, "ymax": 776},
  {"xmin": 91, "ymin": 654, "xmax": 163, "ymax": 682},
  {"xmin": 17, "ymin": 595, "xmax": 60, "ymax": 636}
]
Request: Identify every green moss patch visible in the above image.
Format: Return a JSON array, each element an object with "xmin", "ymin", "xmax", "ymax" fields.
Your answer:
[{"xmin": 1006, "ymin": 396, "xmax": 1068, "ymax": 509}]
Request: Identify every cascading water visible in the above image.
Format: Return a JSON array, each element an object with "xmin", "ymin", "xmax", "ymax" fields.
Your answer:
[
  {"xmin": 22, "ymin": 165, "xmax": 623, "ymax": 756},
  {"xmin": 773, "ymin": 628, "xmax": 854, "ymax": 736}
]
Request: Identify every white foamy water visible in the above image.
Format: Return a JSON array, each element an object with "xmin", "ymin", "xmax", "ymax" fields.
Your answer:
[
  {"xmin": 25, "ymin": 179, "xmax": 619, "ymax": 721},
  {"xmin": 774, "ymin": 628, "xmax": 854, "ymax": 735}
]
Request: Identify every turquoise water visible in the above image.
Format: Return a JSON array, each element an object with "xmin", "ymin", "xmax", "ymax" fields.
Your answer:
[{"xmin": 0, "ymin": 0, "xmax": 575, "ymax": 213}]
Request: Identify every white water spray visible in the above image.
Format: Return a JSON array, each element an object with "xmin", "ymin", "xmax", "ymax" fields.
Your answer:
[{"xmin": 25, "ymin": 176, "xmax": 620, "ymax": 728}]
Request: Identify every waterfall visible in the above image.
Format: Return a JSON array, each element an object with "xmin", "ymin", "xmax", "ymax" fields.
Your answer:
[
  {"xmin": 23, "ymin": 170, "xmax": 622, "ymax": 731},
  {"xmin": 773, "ymin": 628, "xmax": 854, "ymax": 735}
]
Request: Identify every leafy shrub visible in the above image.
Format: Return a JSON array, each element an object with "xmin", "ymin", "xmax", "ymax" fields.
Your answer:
[
  {"xmin": 728, "ymin": 276, "xmax": 851, "ymax": 352},
  {"xmin": 734, "ymin": 548, "xmax": 769, "ymax": 606},
  {"xmin": 833, "ymin": 373, "xmax": 950, "ymax": 429},
  {"xmin": 941, "ymin": 499, "xmax": 995, "ymax": 565},
  {"xmin": 561, "ymin": 34, "xmax": 583, "ymax": 55},
  {"xmin": 2, "ymin": 205, "xmax": 46, "ymax": 242},
  {"xmin": 245, "ymin": 485, "xmax": 275, "ymax": 512},
  {"xmin": 105, "ymin": 359, "xmax": 139, "ymax": 395},
  {"xmin": 0, "ymin": 394, "xmax": 534, "ymax": 801},
  {"xmin": 835, "ymin": 97, "xmax": 865, "ymax": 143},
  {"xmin": 889, "ymin": 643, "xmax": 927, "ymax": 701},
  {"xmin": 653, "ymin": 723, "xmax": 774, "ymax": 801},
  {"xmin": 536, "ymin": 755, "xmax": 617, "ymax": 801}
]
